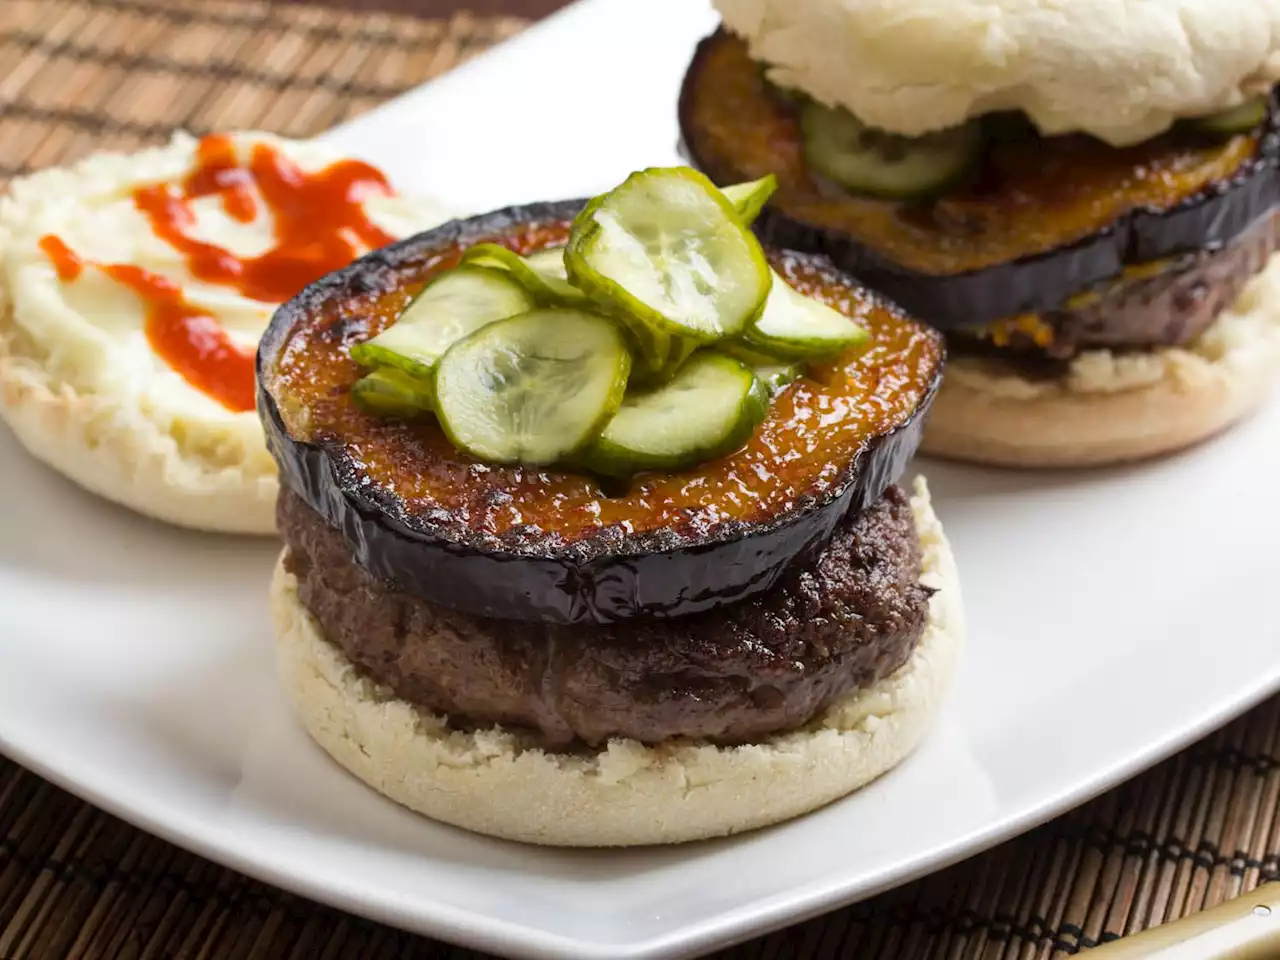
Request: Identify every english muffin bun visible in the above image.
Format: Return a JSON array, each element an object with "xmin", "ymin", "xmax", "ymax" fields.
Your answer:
[
  {"xmin": 921, "ymin": 252, "xmax": 1280, "ymax": 468},
  {"xmin": 713, "ymin": 0, "xmax": 1280, "ymax": 145},
  {"xmin": 0, "ymin": 132, "xmax": 448, "ymax": 534},
  {"xmin": 270, "ymin": 477, "xmax": 963, "ymax": 848}
]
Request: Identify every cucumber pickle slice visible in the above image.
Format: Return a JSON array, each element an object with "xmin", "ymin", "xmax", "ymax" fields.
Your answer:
[
  {"xmin": 433, "ymin": 309, "xmax": 631, "ymax": 465},
  {"xmin": 351, "ymin": 366, "xmax": 435, "ymax": 419},
  {"xmin": 745, "ymin": 269, "xmax": 869, "ymax": 359},
  {"xmin": 801, "ymin": 102, "xmax": 984, "ymax": 200},
  {"xmin": 460, "ymin": 243, "xmax": 588, "ymax": 306},
  {"xmin": 750, "ymin": 361, "xmax": 804, "ymax": 396},
  {"xmin": 582, "ymin": 351, "xmax": 769, "ymax": 478},
  {"xmin": 566, "ymin": 166, "xmax": 772, "ymax": 344},
  {"xmin": 720, "ymin": 174, "xmax": 777, "ymax": 226},
  {"xmin": 1186, "ymin": 96, "xmax": 1269, "ymax": 137},
  {"xmin": 351, "ymin": 266, "xmax": 533, "ymax": 377},
  {"xmin": 718, "ymin": 342, "xmax": 805, "ymax": 396},
  {"xmin": 523, "ymin": 246, "xmax": 571, "ymax": 281},
  {"xmin": 520, "ymin": 246, "xmax": 689, "ymax": 383}
]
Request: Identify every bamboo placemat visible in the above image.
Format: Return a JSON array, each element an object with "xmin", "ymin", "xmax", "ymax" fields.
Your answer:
[{"xmin": 1, "ymin": 2, "xmax": 1279, "ymax": 957}]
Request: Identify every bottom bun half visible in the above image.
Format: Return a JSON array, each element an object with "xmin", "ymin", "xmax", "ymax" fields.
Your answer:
[
  {"xmin": 0, "ymin": 309, "xmax": 278, "ymax": 535},
  {"xmin": 920, "ymin": 254, "xmax": 1280, "ymax": 469},
  {"xmin": 269, "ymin": 476, "xmax": 964, "ymax": 848}
]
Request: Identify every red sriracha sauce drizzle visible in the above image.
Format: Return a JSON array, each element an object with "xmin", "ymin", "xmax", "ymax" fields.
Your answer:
[{"xmin": 37, "ymin": 134, "xmax": 396, "ymax": 413}]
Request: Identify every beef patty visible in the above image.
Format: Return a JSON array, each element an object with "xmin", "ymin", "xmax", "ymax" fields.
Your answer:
[
  {"xmin": 965, "ymin": 210, "xmax": 1280, "ymax": 360},
  {"xmin": 278, "ymin": 486, "xmax": 932, "ymax": 750}
]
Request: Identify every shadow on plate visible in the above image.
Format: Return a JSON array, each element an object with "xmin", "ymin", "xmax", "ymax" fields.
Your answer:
[{"xmin": 0, "ymin": 427, "xmax": 279, "ymax": 586}]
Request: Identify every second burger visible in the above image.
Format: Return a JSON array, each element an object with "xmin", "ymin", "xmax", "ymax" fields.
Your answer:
[{"xmin": 679, "ymin": 0, "xmax": 1280, "ymax": 467}]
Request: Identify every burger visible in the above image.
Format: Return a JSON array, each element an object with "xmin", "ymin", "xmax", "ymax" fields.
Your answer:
[
  {"xmin": 257, "ymin": 165, "xmax": 964, "ymax": 846},
  {"xmin": 678, "ymin": 1, "xmax": 1280, "ymax": 467}
]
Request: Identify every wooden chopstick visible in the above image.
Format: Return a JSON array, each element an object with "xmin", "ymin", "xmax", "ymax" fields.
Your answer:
[{"xmin": 1085, "ymin": 883, "xmax": 1280, "ymax": 958}]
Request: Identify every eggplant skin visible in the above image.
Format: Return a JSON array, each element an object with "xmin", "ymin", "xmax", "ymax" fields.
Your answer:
[
  {"xmin": 256, "ymin": 200, "xmax": 943, "ymax": 625},
  {"xmin": 677, "ymin": 29, "xmax": 1280, "ymax": 330}
]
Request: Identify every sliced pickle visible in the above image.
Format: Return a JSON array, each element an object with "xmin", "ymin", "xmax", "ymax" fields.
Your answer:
[
  {"xmin": 1187, "ymin": 97, "xmax": 1270, "ymax": 137},
  {"xmin": 459, "ymin": 243, "xmax": 588, "ymax": 306},
  {"xmin": 351, "ymin": 266, "xmax": 533, "ymax": 377},
  {"xmin": 718, "ymin": 339, "xmax": 791, "ymax": 364},
  {"xmin": 433, "ymin": 309, "xmax": 631, "ymax": 465},
  {"xmin": 351, "ymin": 366, "xmax": 435, "ymax": 419},
  {"xmin": 619, "ymin": 322, "xmax": 681, "ymax": 382},
  {"xmin": 566, "ymin": 166, "xmax": 772, "ymax": 344},
  {"xmin": 523, "ymin": 246, "xmax": 573, "ymax": 281},
  {"xmin": 751, "ymin": 361, "xmax": 804, "ymax": 396},
  {"xmin": 744, "ymin": 269, "xmax": 869, "ymax": 359},
  {"xmin": 720, "ymin": 174, "xmax": 778, "ymax": 226},
  {"xmin": 800, "ymin": 102, "xmax": 984, "ymax": 200},
  {"xmin": 717, "ymin": 342, "xmax": 805, "ymax": 396},
  {"xmin": 642, "ymin": 335, "xmax": 699, "ymax": 385},
  {"xmin": 581, "ymin": 351, "xmax": 769, "ymax": 478}
]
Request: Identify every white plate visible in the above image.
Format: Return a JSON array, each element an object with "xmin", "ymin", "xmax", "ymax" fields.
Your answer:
[{"xmin": 3, "ymin": 1, "xmax": 1280, "ymax": 958}]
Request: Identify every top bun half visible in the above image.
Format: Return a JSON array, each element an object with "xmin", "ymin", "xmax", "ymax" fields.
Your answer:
[{"xmin": 713, "ymin": 0, "xmax": 1280, "ymax": 145}]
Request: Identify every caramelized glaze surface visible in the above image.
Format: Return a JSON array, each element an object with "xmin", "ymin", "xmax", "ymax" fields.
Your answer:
[
  {"xmin": 270, "ymin": 221, "xmax": 943, "ymax": 544},
  {"xmin": 683, "ymin": 33, "xmax": 1264, "ymax": 277}
]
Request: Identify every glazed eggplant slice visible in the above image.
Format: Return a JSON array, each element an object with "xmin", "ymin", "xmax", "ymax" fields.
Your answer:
[
  {"xmin": 677, "ymin": 29, "xmax": 1280, "ymax": 330},
  {"xmin": 258, "ymin": 200, "xmax": 944, "ymax": 624}
]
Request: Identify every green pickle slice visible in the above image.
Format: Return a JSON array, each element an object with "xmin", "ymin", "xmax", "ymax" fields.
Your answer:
[
  {"xmin": 565, "ymin": 166, "xmax": 772, "ymax": 345},
  {"xmin": 459, "ymin": 243, "xmax": 589, "ymax": 306},
  {"xmin": 720, "ymin": 174, "xmax": 778, "ymax": 226},
  {"xmin": 522, "ymin": 246, "xmax": 572, "ymax": 281},
  {"xmin": 721, "ymin": 343, "xmax": 798, "ymax": 396},
  {"xmin": 351, "ymin": 266, "xmax": 533, "ymax": 377},
  {"xmin": 745, "ymin": 269, "xmax": 869, "ymax": 359},
  {"xmin": 433, "ymin": 309, "xmax": 631, "ymax": 465},
  {"xmin": 717, "ymin": 341, "xmax": 805, "ymax": 394},
  {"xmin": 582, "ymin": 351, "xmax": 769, "ymax": 478},
  {"xmin": 1186, "ymin": 96, "xmax": 1269, "ymax": 137},
  {"xmin": 800, "ymin": 102, "xmax": 984, "ymax": 200},
  {"xmin": 351, "ymin": 366, "xmax": 435, "ymax": 419},
  {"xmin": 751, "ymin": 361, "xmax": 804, "ymax": 396}
]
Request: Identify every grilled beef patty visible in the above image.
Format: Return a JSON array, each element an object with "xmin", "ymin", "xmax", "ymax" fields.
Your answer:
[
  {"xmin": 967, "ymin": 211, "xmax": 1279, "ymax": 359},
  {"xmin": 278, "ymin": 486, "xmax": 932, "ymax": 750}
]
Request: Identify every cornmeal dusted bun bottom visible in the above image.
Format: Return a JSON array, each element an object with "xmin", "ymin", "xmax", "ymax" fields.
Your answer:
[
  {"xmin": 920, "ymin": 254, "xmax": 1280, "ymax": 469},
  {"xmin": 713, "ymin": 0, "xmax": 1280, "ymax": 145},
  {"xmin": 0, "ymin": 132, "xmax": 449, "ymax": 535},
  {"xmin": 270, "ymin": 477, "xmax": 963, "ymax": 848}
]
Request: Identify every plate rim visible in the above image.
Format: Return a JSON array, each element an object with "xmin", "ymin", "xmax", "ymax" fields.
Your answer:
[
  {"xmin": 4, "ymin": 0, "xmax": 1280, "ymax": 955},
  {"xmin": 4, "ymin": 666, "xmax": 1277, "ymax": 960}
]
